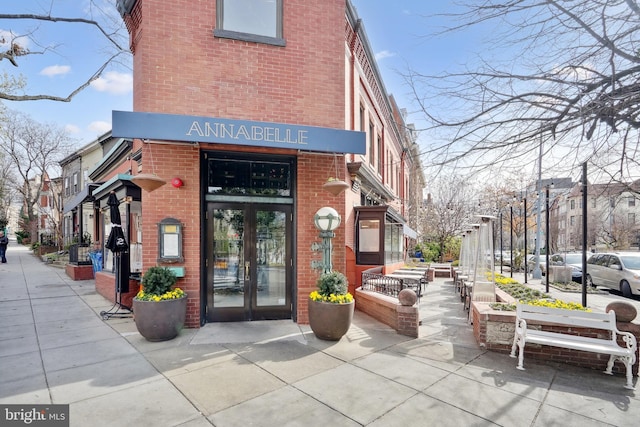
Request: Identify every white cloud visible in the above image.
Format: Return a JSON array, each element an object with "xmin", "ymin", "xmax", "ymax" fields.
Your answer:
[
  {"xmin": 375, "ymin": 50, "xmax": 395, "ymax": 61},
  {"xmin": 40, "ymin": 65, "xmax": 71, "ymax": 77},
  {"xmin": 90, "ymin": 71, "xmax": 133, "ymax": 95},
  {"xmin": 0, "ymin": 29, "xmax": 30, "ymax": 50},
  {"xmin": 88, "ymin": 121, "xmax": 111, "ymax": 134},
  {"xmin": 65, "ymin": 124, "xmax": 80, "ymax": 134}
]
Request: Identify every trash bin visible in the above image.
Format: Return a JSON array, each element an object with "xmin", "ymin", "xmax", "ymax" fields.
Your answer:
[{"xmin": 89, "ymin": 251, "xmax": 103, "ymax": 274}]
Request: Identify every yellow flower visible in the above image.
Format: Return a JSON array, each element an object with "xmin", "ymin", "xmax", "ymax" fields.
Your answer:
[
  {"xmin": 309, "ymin": 290, "xmax": 353, "ymax": 304},
  {"xmin": 135, "ymin": 287, "xmax": 185, "ymax": 301}
]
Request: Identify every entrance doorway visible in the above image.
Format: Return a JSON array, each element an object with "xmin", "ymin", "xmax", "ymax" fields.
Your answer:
[{"xmin": 206, "ymin": 203, "xmax": 292, "ymax": 321}]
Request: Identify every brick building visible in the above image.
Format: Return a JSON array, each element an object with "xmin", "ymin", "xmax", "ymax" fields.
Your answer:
[{"xmin": 104, "ymin": 0, "xmax": 422, "ymax": 327}]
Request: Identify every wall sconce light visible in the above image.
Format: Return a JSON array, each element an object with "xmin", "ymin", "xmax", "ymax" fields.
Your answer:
[{"xmin": 171, "ymin": 177, "xmax": 184, "ymax": 188}]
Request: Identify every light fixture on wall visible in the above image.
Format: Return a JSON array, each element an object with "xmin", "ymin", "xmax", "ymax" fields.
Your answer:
[
  {"xmin": 131, "ymin": 139, "xmax": 167, "ymax": 192},
  {"xmin": 171, "ymin": 177, "xmax": 184, "ymax": 188}
]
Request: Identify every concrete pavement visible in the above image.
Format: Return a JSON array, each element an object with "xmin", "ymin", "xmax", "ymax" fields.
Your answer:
[{"xmin": 1, "ymin": 242, "xmax": 640, "ymax": 426}]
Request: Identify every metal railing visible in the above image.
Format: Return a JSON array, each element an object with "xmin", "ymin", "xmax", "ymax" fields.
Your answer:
[
  {"xmin": 69, "ymin": 243, "xmax": 92, "ymax": 265},
  {"xmin": 361, "ymin": 272, "xmax": 404, "ymax": 297}
]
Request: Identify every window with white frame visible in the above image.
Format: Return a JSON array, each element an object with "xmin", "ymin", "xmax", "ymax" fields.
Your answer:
[
  {"xmin": 629, "ymin": 213, "xmax": 636, "ymax": 224},
  {"xmin": 629, "ymin": 196, "xmax": 636, "ymax": 207},
  {"xmin": 214, "ymin": 0, "xmax": 284, "ymax": 46}
]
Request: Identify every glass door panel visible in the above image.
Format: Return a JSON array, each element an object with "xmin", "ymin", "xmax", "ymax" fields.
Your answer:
[
  {"xmin": 211, "ymin": 208, "xmax": 245, "ymax": 309},
  {"xmin": 256, "ymin": 209, "xmax": 287, "ymax": 307},
  {"xmin": 207, "ymin": 203, "xmax": 291, "ymax": 322}
]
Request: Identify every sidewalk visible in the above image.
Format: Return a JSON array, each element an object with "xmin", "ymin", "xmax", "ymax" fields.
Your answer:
[{"xmin": 0, "ymin": 244, "xmax": 638, "ymax": 426}]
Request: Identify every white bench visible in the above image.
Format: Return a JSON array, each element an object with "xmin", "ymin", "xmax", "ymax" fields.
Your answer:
[{"xmin": 510, "ymin": 304, "xmax": 638, "ymax": 389}]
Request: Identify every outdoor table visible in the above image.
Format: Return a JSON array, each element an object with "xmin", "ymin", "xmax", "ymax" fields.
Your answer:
[
  {"xmin": 386, "ymin": 273, "xmax": 426, "ymax": 297},
  {"xmin": 395, "ymin": 269, "xmax": 425, "ymax": 276}
]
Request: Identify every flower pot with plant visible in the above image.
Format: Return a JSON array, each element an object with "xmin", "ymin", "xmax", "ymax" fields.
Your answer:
[
  {"xmin": 308, "ymin": 271, "xmax": 354, "ymax": 340},
  {"xmin": 133, "ymin": 266, "xmax": 187, "ymax": 341}
]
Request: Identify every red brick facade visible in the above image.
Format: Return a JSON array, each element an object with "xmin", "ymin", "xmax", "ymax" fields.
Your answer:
[
  {"xmin": 120, "ymin": 0, "xmax": 350, "ymax": 327},
  {"xmin": 114, "ymin": 1, "xmax": 418, "ymax": 328}
]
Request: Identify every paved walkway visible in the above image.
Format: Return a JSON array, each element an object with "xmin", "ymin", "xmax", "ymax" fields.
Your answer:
[{"xmin": 1, "ymin": 243, "xmax": 639, "ymax": 426}]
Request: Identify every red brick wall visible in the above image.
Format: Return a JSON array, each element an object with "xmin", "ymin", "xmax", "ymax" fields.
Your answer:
[
  {"xmin": 132, "ymin": 0, "xmax": 346, "ymax": 128},
  {"xmin": 297, "ymin": 153, "xmax": 346, "ymax": 323},
  {"xmin": 136, "ymin": 142, "xmax": 202, "ymax": 327}
]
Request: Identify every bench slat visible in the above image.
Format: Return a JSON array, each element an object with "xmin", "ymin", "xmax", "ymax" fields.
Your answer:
[{"xmin": 524, "ymin": 330, "xmax": 628, "ymax": 356}]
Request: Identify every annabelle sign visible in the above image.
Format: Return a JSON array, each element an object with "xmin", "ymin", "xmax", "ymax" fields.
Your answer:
[{"xmin": 112, "ymin": 111, "xmax": 366, "ymax": 154}]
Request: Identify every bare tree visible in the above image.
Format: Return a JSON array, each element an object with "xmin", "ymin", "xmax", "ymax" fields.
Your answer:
[
  {"xmin": 406, "ymin": 0, "xmax": 640, "ymax": 181},
  {"xmin": 0, "ymin": 110, "xmax": 73, "ymax": 240},
  {"xmin": 0, "ymin": 152, "xmax": 17, "ymax": 230},
  {"xmin": 422, "ymin": 176, "xmax": 473, "ymax": 260},
  {"xmin": 0, "ymin": 0, "xmax": 130, "ymax": 102}
]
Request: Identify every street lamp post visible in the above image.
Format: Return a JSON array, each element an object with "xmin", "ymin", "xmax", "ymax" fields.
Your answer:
[
  {"xmin": 500, "ymin": 211, "xmax": 503, "ymax": 275},
  {"xmin": 313, "ymin": 207, "xmax": 341, "ymax": 274},
  {"xmin": 581, "ymin": 162, "xmax": 588, "ymax": 307},
  {"xmin": 545, "ymin": 184, "xmax": 550, "ymax": 293},
  {"xmin": 510, "ymin": 205, "xmax": 514, "ymax": 278},
  {"xmin": 524, "ymin": 195, "xmax": 528, "ymax": 284}
]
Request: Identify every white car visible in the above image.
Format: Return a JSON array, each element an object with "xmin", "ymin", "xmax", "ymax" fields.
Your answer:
[
  {"xmin": 526, "ymin": 254, "xmax": 546, "ymax": 275},
  {"xmin": 586, "ymin": 252, "xmax": 640, "ymax": 298}
]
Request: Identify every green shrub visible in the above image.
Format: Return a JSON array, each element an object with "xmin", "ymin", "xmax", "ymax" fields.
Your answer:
[
  {"xmin": 316, "ymin": 271, "xmax": 348, "ymax": 297},
  {"xmin": 141, "ymin": 266, "xmax": 178, "ymax": 296}
]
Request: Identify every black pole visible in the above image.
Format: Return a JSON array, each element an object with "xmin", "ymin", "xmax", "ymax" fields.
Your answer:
[
  {"xmin": 582, "ymin": 162, "xmax": 588, "ymax": 307},
  {"xmin": 500, "ymin": 211, "xmax": 503, "ymax": 274},
  {"xmin": 510, "ymin": 205, "xmax": 514, "ymax": 278},
  {"xmin": 524, "ymin": 197, "xmax": 528, "ymax": 284},
  {"xmin": 545, "ymin": 185, "xmax": 550, "ymax": 293}
]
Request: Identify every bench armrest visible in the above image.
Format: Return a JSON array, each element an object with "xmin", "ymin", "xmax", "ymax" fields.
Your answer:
[{"xmin": 615, "ymin": 329, "xmax": 638, "ymax": 353}]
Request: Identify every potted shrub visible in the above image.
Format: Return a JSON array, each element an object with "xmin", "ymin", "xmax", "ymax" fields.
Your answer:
[
  {"xmin": 133, "ymin": 266, "xmax": 187, "ymax": 341},
  {"xmin": 308, "ymin": 271, "xmax": 354, "ymax": 340}
]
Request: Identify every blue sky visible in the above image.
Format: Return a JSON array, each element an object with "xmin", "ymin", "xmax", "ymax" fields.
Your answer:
[
  {"xmin": 1, "ymin": 0, "xmax": 133, "ymax": 146},
  {"xmin": 1, "ymin": 1, "xmax": 473, "ymax": 150}
]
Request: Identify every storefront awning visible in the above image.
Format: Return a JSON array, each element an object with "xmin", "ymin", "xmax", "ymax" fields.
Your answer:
[
  {"xmin": 63, "ymin": 183, "xmax": 101, "ymax": 214},
  {"xmin": 112, "ymin": 110, "xmax": 366, "ymax": 155},
  {"xmin": 403, "ymin": 224, "xmax": 417, "ymax": 239},
  {"xmin": 92, "ymin": 174, "xmax": 142, "ymax": 209}
]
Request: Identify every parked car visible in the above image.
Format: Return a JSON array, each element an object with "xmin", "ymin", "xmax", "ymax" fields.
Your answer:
[
  {"xmin": 526, "ymin": 255, "xmax": 546, "ymax": 276},
  {"xmin": 586, "ymin": 252, "xmax": 640, "ymax": 298},
  {"xmin": 549, "ymin": 252, "xmax": 585, "ymax": 282}
]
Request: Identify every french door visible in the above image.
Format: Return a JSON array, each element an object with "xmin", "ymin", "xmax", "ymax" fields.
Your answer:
[{"xmin": 206, "ymin": 202, "xmax": 292, "ymax": 321}]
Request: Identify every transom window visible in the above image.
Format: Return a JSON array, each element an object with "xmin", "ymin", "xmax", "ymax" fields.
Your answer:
[{"xmin": 215, "ymin": 0, "xmax": 285, "ymax": 46}]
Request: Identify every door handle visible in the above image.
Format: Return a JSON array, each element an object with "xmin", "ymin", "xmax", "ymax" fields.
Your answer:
[{"xmin": 245, "ymin": 261, "xmax": 250, "ymax": 280}]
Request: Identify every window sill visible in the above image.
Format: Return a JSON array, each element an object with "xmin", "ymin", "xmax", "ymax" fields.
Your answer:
[{"xmin": 213, "ymin": 29, "xmax": 286, "ymax": 47}]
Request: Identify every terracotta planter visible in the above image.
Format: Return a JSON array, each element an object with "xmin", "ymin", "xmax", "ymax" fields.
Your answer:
[
  {"xmin": 322, "ymin": 180, "xmax": 350, "ymax": 196},
  {"xmin": 133, "ymin": 296, "xmax": 187, "ymax": 342},
  {"xmin": 308, "ymin": 298, "xmax": 354, "ymax": 340}
]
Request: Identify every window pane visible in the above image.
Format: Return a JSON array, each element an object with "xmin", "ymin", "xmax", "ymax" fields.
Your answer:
[
  {"xmin": 223, "ymin": 0, "xmax": 278, "ymax": 38},
  {"xmin": 359, "ymin": 220, "xmax": 380, "ymax": 252}
]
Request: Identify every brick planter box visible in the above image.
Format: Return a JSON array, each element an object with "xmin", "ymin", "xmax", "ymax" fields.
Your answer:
[
  {"xmin": 65, "ymin": 264, "xmax": 94, "ymax": 280},
  {"xmin": 355, "ymin": 287, "xmax": 419, "ymax": 338}
]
